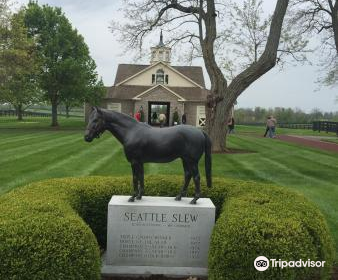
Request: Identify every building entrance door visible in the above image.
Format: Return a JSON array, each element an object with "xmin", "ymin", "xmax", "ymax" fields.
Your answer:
[{"xmin": 148, "ymin": 102, "xmax": 170, "ymax": 127}]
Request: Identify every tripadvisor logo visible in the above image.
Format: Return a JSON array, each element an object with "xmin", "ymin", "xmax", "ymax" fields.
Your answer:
[
  {"xmin": 254, "ymin": 256, "xmax": 326, "ymax": 271},
  {"xmin": 254, "ymin": 256, "xmax": 269, "ymax": 271}
]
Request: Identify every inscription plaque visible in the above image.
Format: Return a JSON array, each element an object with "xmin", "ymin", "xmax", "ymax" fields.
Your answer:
[{"xmin": 102, "ymin": 196, "xmax": 215, "ymax": 277}]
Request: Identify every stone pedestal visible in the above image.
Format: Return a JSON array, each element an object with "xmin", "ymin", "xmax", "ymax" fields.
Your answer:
[{"xmin": 102, "ymin": 196, "xmax": 215, "ymax": 277}]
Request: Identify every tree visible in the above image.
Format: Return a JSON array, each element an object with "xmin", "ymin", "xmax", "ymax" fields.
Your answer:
[
  {"xmin": 111, "ymin": 0, "xmax": 292, "ymax": 151},
  {"xmin": 0, "ymin": 0, "xmax": 11, "ymax": 84},
  {"xmin": 0, "ymin": 11, "xmax": 41, "ymax": 120},
  {"xmin": 0, "ymin": 0, "xmax": 11, "ymax": 27},
  {"xmin": 219, "ymin": 0, "xmax": 309, "ymax": 80},
  {"xmin": 23, "ymin": 1, "xmax": 104, "ymax": 126},
  {"xmin": 290, "ymin": 0, "xmax": 338, "ymax": 85}
]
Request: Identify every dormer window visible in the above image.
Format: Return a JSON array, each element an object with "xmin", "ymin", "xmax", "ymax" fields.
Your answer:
[{"xmin": 156, "ymin": 69, "xmax": 164, "ymax": 84}]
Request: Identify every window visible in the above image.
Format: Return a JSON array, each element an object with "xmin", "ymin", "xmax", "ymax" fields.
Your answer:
[
  {"xmin": 152, "ymin": 74, "xmax": 155, "ymax": 84},
  {"xmin": 165, "ymin": 51, "xmax": 169, "ymax": 61},
  {"xmin": 156, "ymin": 69, "xmax": 164, "ymax": 84},
  {"xmin": 107, "ymin": 103, "xmax": 121, "ymax": 113},
  {"xmin": 165, "ymin": 75, "xmax": 169, "ymax": 84},
  {"xmin": 159, "ymin": 51, "xmax": 164, "ymax": 60},
  {"xmin": 196, "ymin": 106, "xmax": 206, "ymax": 127}
]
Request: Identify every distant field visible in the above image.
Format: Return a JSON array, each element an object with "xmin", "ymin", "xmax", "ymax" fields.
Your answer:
[{"xmin": 0, "ymin": 116, "xmax": 85, "ymax": 129}]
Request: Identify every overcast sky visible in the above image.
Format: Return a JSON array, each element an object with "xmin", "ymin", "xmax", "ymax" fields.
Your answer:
[{"xmin": 14, "ymin": 0, "xmax": 338, "ymax": 113}]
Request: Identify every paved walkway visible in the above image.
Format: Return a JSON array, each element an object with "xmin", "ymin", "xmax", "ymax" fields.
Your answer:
[{"xmin": 277, "ymin": 135, "xmax": 338, "ymax": 153}]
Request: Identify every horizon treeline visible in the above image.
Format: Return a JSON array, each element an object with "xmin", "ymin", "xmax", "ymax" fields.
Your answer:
[{"xmin": 235, "ymin": 107, "xmax": 338, "ymax": 124}]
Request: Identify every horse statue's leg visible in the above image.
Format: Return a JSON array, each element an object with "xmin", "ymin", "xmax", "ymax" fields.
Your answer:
[
  {"xmin": 175, "ymin": 160, "xmax": 192, "ymax": 201},
  {"xmin": 128, "ymin": 163, "xmax": 139, "ymax": 202},
  {"xmin": 136, "ymin": 163, "xmax": 144, "ymax": 200},
  {"xmin": 190, "ymin": 163, "xmax": 201, "ymax": 204}
]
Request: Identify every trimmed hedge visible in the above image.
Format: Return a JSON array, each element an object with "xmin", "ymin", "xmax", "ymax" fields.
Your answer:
[{"xmin": 0, "ymin": 175, "xmax": 335, "ymax": 280}]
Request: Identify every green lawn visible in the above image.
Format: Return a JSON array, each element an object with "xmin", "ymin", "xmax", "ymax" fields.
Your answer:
[
  {"xmin": 0, "ymin": 116, "xmax": 85, "ymax": 129},
  {"xmin": 1, "ymin": 119, "xmax": 338, "ymax": 259},
  {"xmin": 323, "ymin": 138, "xmax": 338, "ymax": 144}
]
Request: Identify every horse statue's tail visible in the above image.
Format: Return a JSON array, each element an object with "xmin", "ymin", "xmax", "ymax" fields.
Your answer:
[{"xmin": 203, "ymin": 131, "xmax": 212, "ymax": 188}]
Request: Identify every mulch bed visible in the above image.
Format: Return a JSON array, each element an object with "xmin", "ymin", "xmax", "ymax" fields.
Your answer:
[
  {"xmin": 212, "ymin": 148, "xmax": 255, "ymax": 154},
  {"xmin": 102, "ymin": 276, "xmax": 204, "ymax": 280},
  {"xmin": 277, "ymin": 135, "xmax": 338, "ymax": 153}
]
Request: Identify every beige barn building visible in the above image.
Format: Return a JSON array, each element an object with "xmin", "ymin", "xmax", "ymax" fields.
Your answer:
[{"xmin": 86, "ymin": 33, "xmax": 209, "ymax": 127}]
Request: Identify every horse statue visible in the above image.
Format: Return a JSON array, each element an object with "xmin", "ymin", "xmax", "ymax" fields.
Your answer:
[{"xmin": 84, "ymin": 107, "xmax": 212, "ymax": 204}]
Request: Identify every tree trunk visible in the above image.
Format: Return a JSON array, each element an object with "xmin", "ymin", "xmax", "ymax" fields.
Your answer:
[
  {"xmin": 16, "ymin": 104, "xmax": 23, "ymax": 121},
  {"xmin": 332, "ymin": 2, "xmax": 338, "ymax": 53},
  {"xmin": 51, "ymin": 94, "xmax": 59, "ymax": 127},
  {"xmin": 66, "ymin": 104, "xmax": 70, "ymax": 118},
  {"xmin": 206, "ymin": 102, "xmax": 228, "ymax": 151},
  {"xmin": 201, "ymin": 0, "xmax": 289, "ymax": 152}
]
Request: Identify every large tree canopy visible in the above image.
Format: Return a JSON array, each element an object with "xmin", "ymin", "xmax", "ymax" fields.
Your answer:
[
  {"xmin": 111, "ymin": 0, "xmax": 298, "ymax": 151},
  {"xmin": 0, "ymin": 11, "xmax": 41, "ymax": 120},
  {"xmin": 23, "ymin": 1, "xmax": 104, "ymax": 126},
  {"xmin": 290, "ymin": 0, "xmax": 338, "ymax": 85}
]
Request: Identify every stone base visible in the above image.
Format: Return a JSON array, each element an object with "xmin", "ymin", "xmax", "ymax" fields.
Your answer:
[
  {"xmin": 102, "ymin": 254, "xmax": 208, "ymax": 277},
  {"xmin": 104, "ymin": 196, "xmax": 215, "ymax": 278}
]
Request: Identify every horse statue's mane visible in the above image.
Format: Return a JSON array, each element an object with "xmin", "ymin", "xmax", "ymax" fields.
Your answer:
[{"xmin": 100, "ymin": 109, "xmax": 152, "ymax": 129}]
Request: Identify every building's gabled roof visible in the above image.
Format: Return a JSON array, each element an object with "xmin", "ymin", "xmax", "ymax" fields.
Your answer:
[
  {"xmin": 106, "ymin": 85, "xmax": 209, "ymax": 102},
  {"xmin": 113, "ymin": 64, "xmax": 206, "ymax": 88},
  {"xmin": 133, "ymin": 85, "xmax": 186, "ymax": 101}
]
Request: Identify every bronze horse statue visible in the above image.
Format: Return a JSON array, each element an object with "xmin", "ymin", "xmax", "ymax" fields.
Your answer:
[{"xmin": 84, "ymin": 107, "xmax": 212, "ymax": 204}]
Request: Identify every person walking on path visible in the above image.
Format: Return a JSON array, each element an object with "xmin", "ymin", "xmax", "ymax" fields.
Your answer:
[
  {"xmin": 264, "ymin": 116, "xmax": 269, "ymax": 137},
  {"xmin": 267, "ymin": 115, "xmax": 277, "ymax": 138},
  {"xmin": 227, "ymin": 117, "xmax": 235, "ymax": 134}
]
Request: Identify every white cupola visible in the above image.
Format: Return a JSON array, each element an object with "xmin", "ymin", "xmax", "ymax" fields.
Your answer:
[{"xmin": 150, "ymin": 31, "xmax": 171, "ymax": 64}]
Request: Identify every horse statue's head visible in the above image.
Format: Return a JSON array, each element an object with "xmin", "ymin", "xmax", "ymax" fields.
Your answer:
[{"xmin": 84, "ymin": 107, "xmax": 106, "ymax": 142}]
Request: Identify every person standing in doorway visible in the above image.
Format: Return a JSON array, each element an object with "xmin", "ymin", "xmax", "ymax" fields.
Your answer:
[
  {"xmin": 182, "ymin": 113, "xmax": 187, "ymax": 124},
  {"xmin": 152, "ymin": 111, "xmax": 158, "ymax": 124},
  {"xmin": 134, "ymin": 111, "xmax": 141, "ymax": 122},
  {"xmin": 139, "ymin": 106, "xmax": 145, "ymax": 122},
  {"xmin": 159, "ymin": 113, "xmax": 166, "ymax": 128}
]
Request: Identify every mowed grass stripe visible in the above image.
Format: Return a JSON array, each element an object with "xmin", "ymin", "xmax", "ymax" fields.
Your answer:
[
  {"xmin": 0, "ymin": 131, "xmax": 53, "ymax": 146},
  {"xmin": 0, "ymin": 134, "xmax": 122, "ymax": 194},
  {"xmin": 0, "ymin": 133, "xmax": 91, "ymax": 192},
  {"xmin": 231, "ymin": 135, "xmax": 338, "ymax": 167},
  {"xmin": 0, "ymin": 133, "xmax": 81, "ymax": 164},
  {"xmin": 76, "ymin": 144, "xmax": 123, "ymax": 176},
  {"xmin": 222, "ymin": 136, "xmax": 338, "ymax": 190},
  {"xmin": 227, "ymin": 135, "xmax": 338, "ymax": 251}
]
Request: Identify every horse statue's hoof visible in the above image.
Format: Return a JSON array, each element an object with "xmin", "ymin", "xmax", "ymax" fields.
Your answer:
[
  {"xmin": 136, "ymin": 195, "xmax": 142, "ymax": 200},
  {"xmin": 175, "ymin": 195, "xmax": 182, "ymax": 201},
  {"xmin": 128, "ymin": 197, "xmax": 135, "ymax": 202},
  {"xmin": 190, "ymin": 199, "xmax": 197, "ymax": 204}
]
